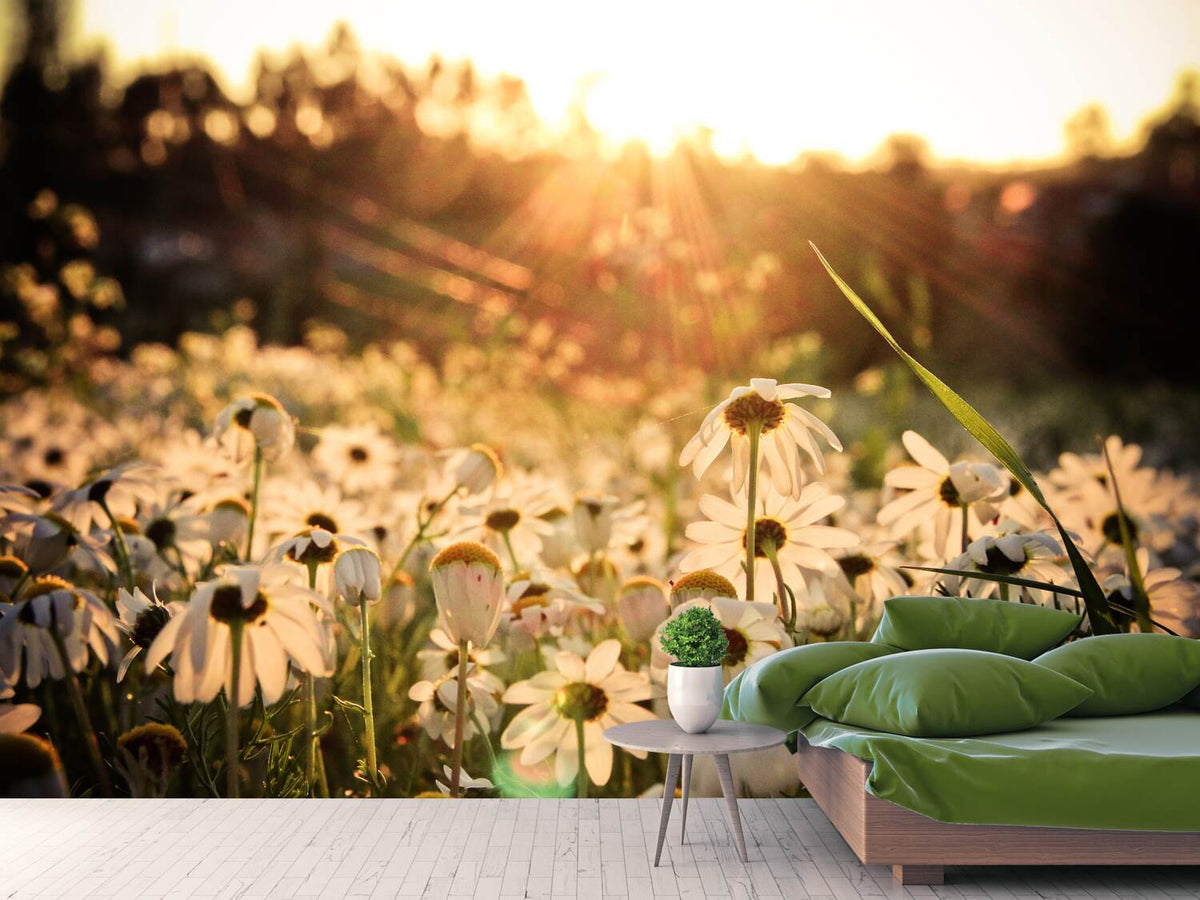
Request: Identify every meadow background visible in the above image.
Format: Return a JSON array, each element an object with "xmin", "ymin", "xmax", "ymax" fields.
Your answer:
[{"xmin": 0, "ymin": 0, "xmax": 1197, "ymax": 799}]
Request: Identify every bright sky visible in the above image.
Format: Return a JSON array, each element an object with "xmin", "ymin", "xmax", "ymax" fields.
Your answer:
[{"xmin": 66, "ymin": 0, "xmax": 1200, "ymax": 165}]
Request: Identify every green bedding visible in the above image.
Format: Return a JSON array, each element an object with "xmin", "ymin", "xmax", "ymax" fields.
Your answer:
[{"xmin": 802, "ymin": 709, "xmax": 1200, "ymax": 831}]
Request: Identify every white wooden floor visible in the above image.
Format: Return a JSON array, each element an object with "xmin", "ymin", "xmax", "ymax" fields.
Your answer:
[{"xmin": 1, "ymin": 798, "xmax": 1198, "ymax": 900}]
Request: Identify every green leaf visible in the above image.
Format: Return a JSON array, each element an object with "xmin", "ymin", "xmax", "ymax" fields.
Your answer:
[
  {"xmin": 1102, "ymin": 442, "xmax": 1152, "ymax": 632},
  {"xmin": 810, "ymin": 242, "xmax": 1116, "ymax": 634},
  {"xmin": 902, "ymin": 565, "xmax": 1086, "ymax": 598},
  {"xmin": 332, "ymin": 694, "xmax": 367, "ymax": 716}
]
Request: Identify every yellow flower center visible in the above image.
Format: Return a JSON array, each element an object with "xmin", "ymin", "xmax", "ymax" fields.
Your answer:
[
  {"xmin": 938, "ymin": 476, "xmax": 961, "ymax": 507},
  {"xmin": 214, "ymin": 497, "xmax": 252, "ymax": 517},
  {"xmin": 723, "ymin": 628, "xmax": 749, "ymax": 667},
  {"xmin": 553, "ymin": 681, "xmax": 608, "ymax": 722},
  {"xmin": 233, "ymin": 392, "xmax": 286, "ymax": 429},
  {"xmin": 0, "ymin": 555, "xmax": 29, "ymax": 579},
  {"xmin": 23, "ymin": 574, "xmax": 76, "ymax": 600},
  {"xmin": 723, "ymin": 393, "xmax": 786, "ymax": 436},
  {"xmin": 512, "ymin": 582, "xmax": 551, "ymax": 614},
  {"xmin": 17, "ymin": 576, "xmax": 82, "ymax": 625},
  {"xmin": 1101, "ymin": 511, "xmax": 1138, "ymax": 545},
  {"xmin": 980, "ymin": 545, "xmax": 1028, "ymax": 576},
  {"xmin": 484, "ymin": 508, "xmax": 521, "ymax": 532},
  {"xmin": 838, "ymin": 554, "xmax": 875, "ymax": 579},
  {"xmin": 305, "ymin": 511, "xmax": 340, "ymax": 533},
  {"xmin": 430, "ymin": 541, "xmax": 501, "ymax": 571},
  {"xmin": 670, "ymin": 570, "xmax": 737, "ymax": 598},
  {"xmin": 618, "ymin": 575, "xmax": 666, "ymax": 598},
  {"xmin": 287, "ymin": 528, "xmax": 338, "ymax": 565},
  {"xmin": 116, "ymin": 723, "xmax": 187, "ymax": 774},
  {"xmin": 742, "ymin": 517, "xmax": 788, "ymax": 558},
  {"xmin": 210, "ymin": 585, "xmax": 269, "ymax": 624},
  {"xmin": 132, "ymin": 605, "xmax": 171, "ymax": 648},
  {"xmin": 145, "ymin": 517, "xmax": 175, "ymax": 550}
]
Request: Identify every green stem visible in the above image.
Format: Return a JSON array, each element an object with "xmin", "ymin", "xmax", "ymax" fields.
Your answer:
[
  {"xmin": 764, "ymin": 543, "xmax": 789, "ymax": 624},
  {"xmin": 999, "ymin": 582, "xmax": 1011, "ymax": 603},
  {"xmin": 50, "ymin": 630, "xmax": 112, "ymax": 796},
  {"xmin": 574, "ymin": 716, "xmax": 587, "ymax": 799},
  {"xmin": 303, "ymin": 561, "xmax": 321, "ymax": 797},
  {"xmin": 387, "ymin": 487, "xmax": 458, "ymax": 585},
  {"xmin": 316, "ymin": 748, "xmax": 330, "ymax": 798},
  {"xmin": 225, "ymin": 621, "xmax": 244, "ymax": 798},
  {"xmin": 1103, "ymin": 444, "xmax": 1153, "ymax": 633},
  {"xmin": 99, "ymin": 499, "xmax": 135, "ymax": 592},
  {"xmin": 501, "ymin": 530, "xmax": 520, "ymax": 572},
  {"xmin": 302, "ymin": 673, "xmax": 317, "ymax": 797},
  {"xmin": 744, "ymin": 423, "xmax": 762, "ymax": 603},
  {"xmin": 450, "ymin": 639, "xmax": 470, "ymax": 797},
  {"xmin": 470, "ymin": 708, "xmax": 498, "ymax": 781},
  {"xmin": 359, "ymin": 596, "xmax": 378, "ymax": 787},
  {"xmin": 245, "ymin": 446, "xmax": 264, "ymax": 562}
]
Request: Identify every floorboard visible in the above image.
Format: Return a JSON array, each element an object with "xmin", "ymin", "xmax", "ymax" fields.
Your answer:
[{"xmin": 1, "ymin": 799, "xmax": 1198, "ymax": 899}]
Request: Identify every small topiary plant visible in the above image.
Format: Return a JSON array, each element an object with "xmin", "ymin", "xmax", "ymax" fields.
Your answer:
[{"xmin": 660, "ymin": 606, "xmax": 729, "ymax": 667}]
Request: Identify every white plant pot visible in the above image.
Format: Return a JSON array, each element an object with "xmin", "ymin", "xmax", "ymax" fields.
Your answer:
[{"xmin": 667, "ymin": 664, "xmax": 724, "ymax": 733}]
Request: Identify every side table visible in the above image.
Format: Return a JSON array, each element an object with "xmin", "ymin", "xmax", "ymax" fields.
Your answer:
[{"xmin": 603, "ymin": 719, "xmax": 785, "ymax": 865}]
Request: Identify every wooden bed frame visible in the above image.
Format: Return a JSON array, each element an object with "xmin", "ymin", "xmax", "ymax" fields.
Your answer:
[{"xmin": 796, "ymin": 736, "xmax": 1200, "ymax": 885}]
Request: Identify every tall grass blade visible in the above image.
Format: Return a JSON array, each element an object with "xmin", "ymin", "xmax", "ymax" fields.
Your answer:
[
  {"xmin": 1102, "ymin": 441, "xmax": 1152, "ymax": 632},
  {"xmin": 811, "ymin": 242, "xmax": 1117, "ymax": 634}
]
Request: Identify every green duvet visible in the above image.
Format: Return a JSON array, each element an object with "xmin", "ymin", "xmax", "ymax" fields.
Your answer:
[{"xmin": 802, "ymin": 709, "xmax": 1200, "ymax": 831}]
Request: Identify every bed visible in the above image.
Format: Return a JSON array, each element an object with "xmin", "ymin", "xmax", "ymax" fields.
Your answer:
[{"xmin": 795, "ymin": 709, "xmax": 1200, "ymax": 884}]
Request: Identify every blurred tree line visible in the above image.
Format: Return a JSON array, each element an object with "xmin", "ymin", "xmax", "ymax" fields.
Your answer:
[{"xmin": 2, "ymin": 0, "xmax": 1198, "ymax": 392}]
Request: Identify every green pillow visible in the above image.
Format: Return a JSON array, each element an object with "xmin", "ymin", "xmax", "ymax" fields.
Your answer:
[
  {"xmin": 722, "ymin": 641, "xmax": 900, "ymax": 732},
  {"xmin": 871, "ymin": 595, "xmax": 1080, "ymax": 659},
  {"xmin": 802, "ymin": 648, "xmax": 1092, "ymax": 737},
  {"xmin": 1034, "ymin": 633, "xmax": 1200, "ymax": 716},
  {"xmin": 1182, "ymin": 685, "xmax": 1200, "ymax": 710}
]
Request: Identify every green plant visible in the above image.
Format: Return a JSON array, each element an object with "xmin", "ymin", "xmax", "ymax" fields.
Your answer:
[
  {"xmin": 810, "ymin": 243, "xmax": 1118, "ymax": 635},
  {"xmin": 660, "ymin": 607, "xmax": 729, "ymax": 667}
]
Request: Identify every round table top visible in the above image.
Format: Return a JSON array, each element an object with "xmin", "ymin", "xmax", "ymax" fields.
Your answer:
[{"xmin": 603, "ymin": 719, "xmax": 786, "ymax": 755}]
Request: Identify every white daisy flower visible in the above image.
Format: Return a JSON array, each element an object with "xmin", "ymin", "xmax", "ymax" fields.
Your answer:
[
  {"xmin": 0, "ymin": 512, "xmax": 115, "ymax": 575},
  {"xmin": 832, "ymin": 540, "xmax": 911, "ymax": 609},
  {"xmin": 416, "ymin": 628, "xmax": 507, "ymax": 683},
  {"xmin": 1051, "ymin": 437, "xmax": 1178, "ymax": 556},
  {"xmin": 454, "ymin": 475, "xmax": 557, "ymax": 570},
  {"xmin": 408, "ymin": 663, "xmax": 503, "ymax": 747},
  {"xmin": 680, "ymin": 483, "xmax": 858, "ymax": 605},
  {"xmin": 1103, "ymin": 548, "xmax": 1200, "ymax": 636},
  {"xmin": 436, "ymin": 765, "xmax": 492, "ymax": 795},
  {"xmin": 505, "ymin": 569, "xmax": 606, "ymax": 642},
  {"xmin": 311, "ymin": 423, "xmax": 402, "ymax": 495},
  {"xmin": 572, "ymin": 490, "xmax": 621, "ymax": 554},
  {"xmin": 260, "ymin": 480, "xmax": 370, "ymax": 544},
  {"xmin": 50, "ymin": 462, "xmax": 161, "ymax": 534},
  {"xmin": 144, "ymin": 564, "xmax": 329, "ymax": 707},
  {"xmin": 0, "ymin": 576, "xmax": 118, "ymax": 688},
  {"xmin": 271, "ymin": 527, "xmax": 365, "ymax": 573},
  {"xmin": 442, "ymin": 444, "xmax": 503, "ymax": 496},
  {"xmin": 501, "ymin": 639, "xmax": 655, "ymax": 789},
  {"xmin": 679, "ymin": 378, "xmax": 841, "ymax": 498},
  {"xmin": 213, "ymin": 393, "xmax": 294, "ymax": 462},
  {"xmin": 944, "ymin": 524, "xmax": 1070, "ymax": 604},
  {"xmin": 137, "ymin": 496, "xmax": 212, "ymax": 572},
  {"xmin": 877, "ymin": 430, "xmax": 1006, "ymax": 557},
  {"xmin": 114, "ymin": 585, "xmax": 173, "ymax": 681},
  {"xmin": 429, "ymin": 542, "xmax": 506, "ymax": 650}
]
